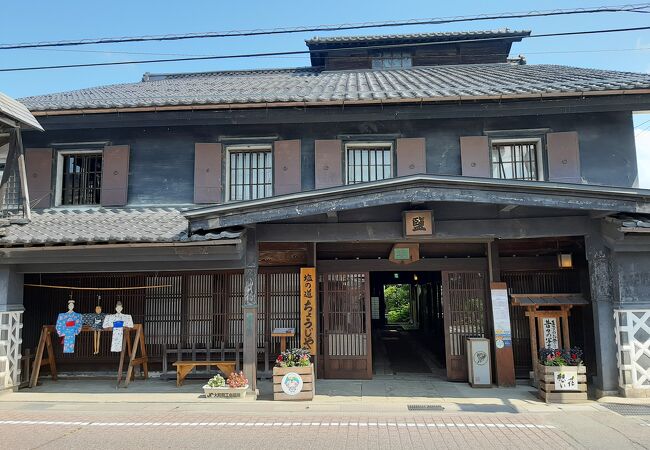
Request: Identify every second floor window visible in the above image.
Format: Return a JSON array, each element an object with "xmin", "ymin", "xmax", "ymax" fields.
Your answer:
[
  {"xmin": 60, "ymin": 152, "xmax": 102, "ymax": 205},
  {"xmin": 228, "ymin": 146, "xmax": 273, "ymax": 201},
  {"xmin": 346, "ymin": 143, "xmax": 393, "ymax": 185},
  {"xmin": 491, "ymin": 141, "xmax": 541, "ymax": 181},
  {"xmin": 372, "ymin": 51, "xmax": 413, "ymax": 69}
]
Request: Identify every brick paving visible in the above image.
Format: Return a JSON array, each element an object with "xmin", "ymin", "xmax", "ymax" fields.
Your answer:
[{"xmin": 0, "ymin": 409, "xmax": 594, "ymax": 450}]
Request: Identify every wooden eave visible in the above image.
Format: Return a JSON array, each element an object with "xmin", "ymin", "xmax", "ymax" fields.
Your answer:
[{"xmin": 184, "ymin": 174, "xmax": 650, "ymax": 231}]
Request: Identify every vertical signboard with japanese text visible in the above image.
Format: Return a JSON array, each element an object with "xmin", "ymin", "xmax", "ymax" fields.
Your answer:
[
  {"xmin": 300, "ymin": 267, "xmax": 317, "ymax": 355},
  {"xmin": 542, "ymin": 317, "xmax": 560, "ymax": 349}
]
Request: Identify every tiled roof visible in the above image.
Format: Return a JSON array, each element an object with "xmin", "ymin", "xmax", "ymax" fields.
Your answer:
[
  {"xmin": 0, "ymin": 91, "xmax": 43, "ymax": 131},
  {"xmin": 611, "ymin": 214, "xmax": 650, "ymax": 232},
  {"xmin": 305, "ymin": 29, "xmax": 530, "ymax": 45},
  {"xmin": 20, "ymin": 64, "xmax": 650, "ymax": 112},
  {"xmin": 0, "ymin": 207, "xmax": 239, "ymax": 246}
]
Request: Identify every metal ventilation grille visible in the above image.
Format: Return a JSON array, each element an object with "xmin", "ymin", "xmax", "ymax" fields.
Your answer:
[
  {"xmin": 407, "ymin": 405, "xmax": 444, "ymax": 411},
  {"xmin": 602, "ymin": 404, "xmax": 650, "ymax": 416}
]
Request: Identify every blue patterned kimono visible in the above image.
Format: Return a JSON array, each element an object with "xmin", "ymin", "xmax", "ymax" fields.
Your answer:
[{"xmin": 55, "ymin": 311, "xmax": 83, "ymax": 353}]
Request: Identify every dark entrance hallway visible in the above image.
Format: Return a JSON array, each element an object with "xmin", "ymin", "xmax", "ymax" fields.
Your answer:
[{"xmin": 370, "ymin": 271, "xmax": 446, "ymax": 378}]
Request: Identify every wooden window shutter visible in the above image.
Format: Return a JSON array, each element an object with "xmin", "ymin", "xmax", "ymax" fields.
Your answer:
[
  {"xmin": 314, "ymin": 139, "xmax": 342, "ymax": 189},
  {"xmin": 24, "ymin": 148, "xmax": 53, "ymax": 209},
  {"xmin": 193, "ymin": 143, "xmax": 222, "ymax": 204},
  {"xmin": 546, "ymin": 132, "xmax": 582, "ymax": 183},
  {"xmin": 460, "ymin": 136, "xmax": 490, "ymax": 177},
  {"xmin": 273, "ymin": 139, "xmax": 301, "ymax": 195},
  {"xmin": 396, "ymin": 138, "xmax": 426, "ymax": 176},
  {"xmin": 101, "ymin": 145, "xmax": 130, "ymax": 207}
]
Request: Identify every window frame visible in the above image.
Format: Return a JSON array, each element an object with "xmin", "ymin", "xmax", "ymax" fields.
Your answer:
[
  {"xmin": 54, "ymin": 149, "xmax": 104, "ymax": 207},
  {"xmin": 225, "ymin": 143, "xmax": 274, "ymax": 202},
  {"xmin": 344, "ymin": 141, "xmax": 394, "ymax": 185},
  {"xmin": 371, "ymin": 50, "xmax": 413, "ymax": 69},
  {"xmin": 489, "ymin": 137, "xmax": 545, "ymax": 182}
]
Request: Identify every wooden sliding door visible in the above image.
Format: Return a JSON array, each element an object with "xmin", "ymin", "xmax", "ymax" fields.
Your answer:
[
  {"xmin": 441, "ymin": 271, "xmax": 488, "ymax": 381},
  {"xmin": 321, "ymin": 272, "xmax": 372, "ymax": 379}
]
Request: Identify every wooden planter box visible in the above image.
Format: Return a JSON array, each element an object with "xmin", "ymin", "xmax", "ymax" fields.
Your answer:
[
  {"xmin": 536, "ymin": 364, "xmax": 587, "ymax": 403},
  {"xmin": 273, "ymin": 364, "xmax": 314, "ymax": 401},
  {"xmin": 203, "ymin": 385, "xmax": 248, "ymax": 398}
]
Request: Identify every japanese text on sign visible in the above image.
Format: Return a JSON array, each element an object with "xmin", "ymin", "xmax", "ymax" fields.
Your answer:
[
  {"xmin": 403, "ymin": 210, "xmax": 433, "ymax": 237},
  {"xmin": 542, "ymin": 318, "xmax": 559, "ymax": 350},
  {"xmin": 300, "ymin": 268, "xmax": 317, "ymax": 355},
  {"xmin": 554, "ymin": 367, "xmax": 578, "ymax": 391}
]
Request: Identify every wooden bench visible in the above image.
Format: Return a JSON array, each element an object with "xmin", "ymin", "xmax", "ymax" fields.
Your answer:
[{"xmin": 172, "ymin": 361, "xmax": 236, "ymax": 387}]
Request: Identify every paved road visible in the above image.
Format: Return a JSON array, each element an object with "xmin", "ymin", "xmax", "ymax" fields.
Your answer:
[{"xmin": 1, "ymin": 407, "xmax": 649, "ymax": 449}]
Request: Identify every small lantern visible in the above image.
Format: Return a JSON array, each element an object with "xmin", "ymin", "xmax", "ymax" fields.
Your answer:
[{"xmin": 557, "ymin": 253, "xmax": 573, "ymax": 269}]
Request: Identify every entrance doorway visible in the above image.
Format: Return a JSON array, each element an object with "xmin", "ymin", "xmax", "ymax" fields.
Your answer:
[{"xmin": 370, "ymin": 271, "xmax": 446, "ymax": 378}]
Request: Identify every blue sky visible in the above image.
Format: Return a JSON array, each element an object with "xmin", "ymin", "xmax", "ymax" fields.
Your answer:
[{"xmin": 2, "ymin": 0, "xmax": 649, "ymax": 184}]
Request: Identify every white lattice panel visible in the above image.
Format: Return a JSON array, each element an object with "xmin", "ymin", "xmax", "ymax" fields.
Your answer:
[
  {"xmin": 0, "ymin": 311, "xmax": 23, "ymax": 390},
  {"xmin": 615, "ymin": 309, "xmax": 650, "ymax": 390}
]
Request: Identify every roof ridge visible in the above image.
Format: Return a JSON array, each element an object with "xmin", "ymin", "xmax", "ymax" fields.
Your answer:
[
  {"xmin": 305, "ymin": 29, "xmax": 531, "ymax": 44},
  {"xmin": 143, "ymin": 66, "xmax": 317, "ymax": 81}
]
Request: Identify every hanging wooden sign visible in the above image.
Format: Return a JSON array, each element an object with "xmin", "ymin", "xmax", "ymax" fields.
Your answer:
[
  {"xmin": 300, "ymin": 267, "xmax": 317, "ymax": 355},
  {"xmin": 403, "ymin": 210, "xmax": 434, "ymax": 237}
]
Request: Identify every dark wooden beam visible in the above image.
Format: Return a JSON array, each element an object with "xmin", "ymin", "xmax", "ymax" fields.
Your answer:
[
  {"xmin": 257, "ymin": 217, "xmax": 590, "ymax": 242},
  {"xmin": 13, "ymin": 259, "xmax": 245, "ymax": 273},
  {"xmin": 316, "ymin": 257, "xmax": 487, "ymax": 272},
  {"xmin": 0, "ymin": 241, "xmax": 244, "ymax": 265},
  {"xmin": 30, "ymin": 94, "xmax": 650, "ymax": 130},
  {"xmin": 242, "ymin": 227, "xmax": 258, "ymax": 391}
]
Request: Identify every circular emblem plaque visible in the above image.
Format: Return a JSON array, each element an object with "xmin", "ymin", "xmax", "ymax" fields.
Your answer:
[
  {"xmin": 495, "ymin": 339, "xmax": 505, "ymax": 349},
  {"xmin": 281, "ymin": 372, "xmax": 303, "ymax": 396},
  {"xmin": 473, "ymin": 350, "xmax": 488, "ymax": 365}
]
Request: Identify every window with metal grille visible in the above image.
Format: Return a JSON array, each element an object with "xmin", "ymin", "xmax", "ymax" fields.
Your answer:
[
  {"xmin": 371, "ymin": 51, "xmax": 412, "ymax": 69},
  {"xmin": 61, "ymin": 153, "xmax": 102, "ymax": 205},
  {"xmin": 346, "ymin": 143, "xmax": 393, "ymax": 185},
  {"xmin": 228, "ymin": 146, "xmax": 273, "ymax": 201},
  {"xmin": 491, "ymin": 141, "xmax": 541, "ymax": 181}
]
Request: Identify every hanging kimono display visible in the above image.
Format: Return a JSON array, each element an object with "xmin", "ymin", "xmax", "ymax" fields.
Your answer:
[
  {"xmin": 82, "ymin": 301, "xmax": 106, "ymax": 355},
  {"xmin": 55, "ymin": 297, "xmax": 83, "ymax": 353},
  {"xmin": 102, "ymin": 301, "xmax": 134, "ymax": 352}
]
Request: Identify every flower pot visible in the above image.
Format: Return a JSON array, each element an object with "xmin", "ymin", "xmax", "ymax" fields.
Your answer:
[
  {"xmin": 202, "ymin": 384, "xmax": 249, "ymax": 398},
  {"xmin": 536, "ymin": 363, "xmax": 587, "ymax": 403},
  {"xmin": 272, "ymin": 364, "xmax": 314, "ymax": 401}
]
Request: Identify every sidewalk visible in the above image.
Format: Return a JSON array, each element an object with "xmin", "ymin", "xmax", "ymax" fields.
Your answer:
[{"xmin": 2, "ymin": 374, "xmax": 646, "ymax": 415}]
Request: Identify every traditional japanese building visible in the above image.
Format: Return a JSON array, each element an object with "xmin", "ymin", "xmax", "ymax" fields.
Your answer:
[{"xmin": 2, "ymin": 29, "xmax": 650, "ymax": 397}]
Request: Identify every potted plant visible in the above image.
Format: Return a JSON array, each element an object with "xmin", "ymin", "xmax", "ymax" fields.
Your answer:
[
  {"xmin": 272, "ymin": 348, "xmax": 314, "ymax": 401},
  {"xmin": 536, "ymin": 347, "xmax": 587, "ymax": 403},
  {"xmin": 202, "ymin": 372, "xmax": 249, "ymax": 398}
]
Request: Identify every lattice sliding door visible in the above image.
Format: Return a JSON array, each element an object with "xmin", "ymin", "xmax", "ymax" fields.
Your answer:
[
  {"xmin": 441, "ymin": 271, "xmax": 488, "ymax": 381},
  {"xmin": 321, "ymin": 272, "xmax": 372, "ymax": 379}
]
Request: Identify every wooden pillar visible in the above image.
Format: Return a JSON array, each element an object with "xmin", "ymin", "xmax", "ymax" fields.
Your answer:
[
  {"xmin": 585, "ymin": 226, "xmax": 618, "ymax": 395},
  {"xmin": 527, "ymin": 306, "xmax": 538, "ymax": 380},
  {"xmin": 487, "ymin": 241, "xmax": 515, "ymax": 387},
  {"xmin": 242, "ymin": 227, "xmax": 258, "ymax": 392}
]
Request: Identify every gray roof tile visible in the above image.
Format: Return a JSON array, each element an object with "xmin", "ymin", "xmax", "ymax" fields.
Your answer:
[
  {"xmin": 0, "ymin": 207, "xmax": 237, "ymax": 246},
  {"xmin": 305, "ymin": 29, "xmax": 530, "ymax": 45},
  {"xmin": 19, "ymin": 64, "xmax": 650, "ymax": 112}
]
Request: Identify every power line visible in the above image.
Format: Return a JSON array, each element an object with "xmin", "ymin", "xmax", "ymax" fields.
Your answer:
[
  {"xmin": 1, "ymin": 3, "xmax": 649, "ymax": 50},
  {"xmin": 22, "ymin": 44, "xmax": 650, "ymax": 59},
  {"xmin": 1, "ymin": 26, "xmax": 649, "ymax": 73}
]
